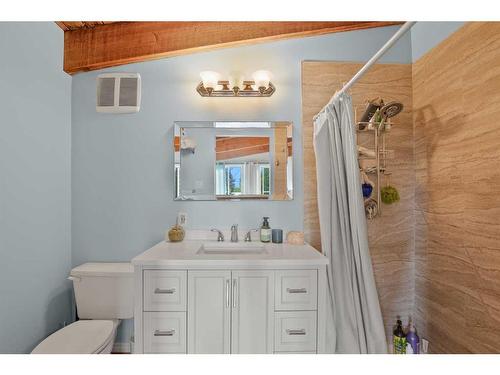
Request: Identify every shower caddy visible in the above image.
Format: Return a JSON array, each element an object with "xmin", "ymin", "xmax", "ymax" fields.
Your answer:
[
  {"xmin": 313, "ymin": 22, "xmax": 414, "ymax": 220},
  {"xmin": 355, "ymin": 105, "xmax": 395, "ymax": 219}
]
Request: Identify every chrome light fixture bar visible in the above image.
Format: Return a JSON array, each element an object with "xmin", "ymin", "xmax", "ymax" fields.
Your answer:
[{"xmin": 197, "ymin": 70, "xmax": 275, "ymax": 97}]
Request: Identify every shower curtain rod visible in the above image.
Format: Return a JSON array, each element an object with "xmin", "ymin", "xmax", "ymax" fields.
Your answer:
[{"xmin": 314, "ymin": 21, "xmax": 416, "ymax": 120}]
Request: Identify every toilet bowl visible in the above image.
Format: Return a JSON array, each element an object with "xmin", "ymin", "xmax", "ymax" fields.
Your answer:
[
  {"xmin": 32, "ymin": 320, "xmax": 120, "ymax": 354},
  {"xmin": 31, "ymin": 263, "xmax": 134, "ymax": 354}
]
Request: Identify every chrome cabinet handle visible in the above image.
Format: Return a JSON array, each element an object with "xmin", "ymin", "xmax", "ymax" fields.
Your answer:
[
  {"xmin": 286, "ymin": 288, "xmax": 307, "ymax": 294},
  {"xmin": 154, "ymin": 288, "xmax": 176, "ymax": 294},
  {"xmin": 286, "ymin": 329, "xmax": 306, "ymax": 335},
  {"xmin": 154, "ymin": 329, "xmax": 175, "ymax": 336},
  {"xmin": 226, "ymin": 279, "xmax": 230, "ymax": 308},
  {"xmin": 232, "ymin": 279, "xmax": 237, "ymax": 308}
]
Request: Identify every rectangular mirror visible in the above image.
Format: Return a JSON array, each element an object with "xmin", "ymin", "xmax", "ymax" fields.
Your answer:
[{"xmin": 174, "ymin": 121, "xmax": 293, "ymax": 201}]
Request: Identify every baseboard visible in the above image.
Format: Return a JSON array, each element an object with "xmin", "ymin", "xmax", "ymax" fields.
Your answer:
[{"xmin": 112, "ymin": 342, "xmax": 131, "ymax": 354}]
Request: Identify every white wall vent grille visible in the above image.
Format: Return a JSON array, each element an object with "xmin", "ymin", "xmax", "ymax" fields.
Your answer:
[{"xmin": 96, "ymin": 73, "xmax": 141, "ymax": 113}]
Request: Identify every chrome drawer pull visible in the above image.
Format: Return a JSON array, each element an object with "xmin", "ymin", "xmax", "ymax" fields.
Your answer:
[
  {"xmin": 286, "ymin": 329, "xmax": 306, "ymax": 336},
  {"xmin": 226, "ymin": 279, "xmax": 230, "ymax": 308},
  {"xmin": 154, "ymin": 329, "xmax": 175, "ymax": 336},
  {"xmin": 286, "ymin": 288, "xmax": 307, "ymax": 294},
  {"xmin": 154, "ymin": 288, "xmax": 176, "ymax": 294}
]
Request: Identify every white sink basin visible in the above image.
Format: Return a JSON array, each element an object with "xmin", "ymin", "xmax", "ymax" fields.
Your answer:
[{"xmin": 197, "ymin": 242, "xmax": 266, "ymax": 255}]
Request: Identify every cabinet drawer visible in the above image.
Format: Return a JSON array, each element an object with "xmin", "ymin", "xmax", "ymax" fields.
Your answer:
[
  {"xmin": 143, "ymin": 270, "xmax": 186, "ymax": 311},
  {"xmin": 143, "ymin": 312, "xmax": 186, "ymax": 353},
  {"xmin": 275, "ymin": 270, "xmax": 317, "ymax": 310},
  {"xmin": 274, "ymin": 311, "xmax": 317, "ymax": 353}
]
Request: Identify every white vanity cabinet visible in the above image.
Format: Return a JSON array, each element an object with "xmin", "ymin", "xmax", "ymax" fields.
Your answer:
[
  {"xmin": 132, "ymin": 240, "xmax": 328, "ymax": 354},
  {"xmin": 187, "ymin": 270, "xmax": 274, "ymax": 354}
]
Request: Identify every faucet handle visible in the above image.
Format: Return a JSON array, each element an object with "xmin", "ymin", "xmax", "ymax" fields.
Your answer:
[
  {"xmin": 211, "ymin": 228, "xmax": 224, "ymax": 242},
  {"xmin": 244, "ymin": 229, "xmax": 259, "ymax": 242},
  {"xmin": 230, "ymin": 224, "xmax": 239, "ymax": 242}
]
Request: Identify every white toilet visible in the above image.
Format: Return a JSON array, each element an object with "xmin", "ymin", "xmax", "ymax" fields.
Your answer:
[{"xmin": 32, "ymin": 262, "xmax": 134, "ymax": 354}]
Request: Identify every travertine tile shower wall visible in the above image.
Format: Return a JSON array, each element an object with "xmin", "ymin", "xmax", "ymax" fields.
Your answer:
[
  {"xmin": 304, "ymin": 23, "xmax": 500, "ymax": 354},
  {"xmin": 302, "ymin": 61, "xmax": 415, "ymax": 343},
  {"xmin": 413, "ymin": 22, "xmax": 500, "ymax": 353}
]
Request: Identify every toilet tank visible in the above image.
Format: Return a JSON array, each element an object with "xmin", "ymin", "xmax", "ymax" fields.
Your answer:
[{"xmin": 69, "ymin": 263, "xmax": 134, "ymax": 320}]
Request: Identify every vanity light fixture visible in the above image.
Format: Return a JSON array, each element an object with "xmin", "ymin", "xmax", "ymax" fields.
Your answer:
[{"xmin": 197, "ymin": 70, "xmax": 275, "ymax": 97}]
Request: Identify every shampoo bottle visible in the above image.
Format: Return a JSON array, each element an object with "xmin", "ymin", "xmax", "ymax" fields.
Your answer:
[
  {"xmin": 406, "ymin": 321, "xmax": 420, "ymax": 354},
  {"xmin": 260, "ymin": 217, "xmax": 271, "ymax": 243},
  {"xmin": 393, "ymin": 319, "xmax": 407, "ymax": 354}
]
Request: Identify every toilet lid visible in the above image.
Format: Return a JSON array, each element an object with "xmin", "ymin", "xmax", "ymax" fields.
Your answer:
[{"xmin": 32, "ymin": 320, "xmax": 116, "ymax": 354}]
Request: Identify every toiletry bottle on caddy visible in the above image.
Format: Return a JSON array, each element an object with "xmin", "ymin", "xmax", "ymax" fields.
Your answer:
[{"xmin": 260, "ymin": 217, "xmax": 271, "ymax": 243}]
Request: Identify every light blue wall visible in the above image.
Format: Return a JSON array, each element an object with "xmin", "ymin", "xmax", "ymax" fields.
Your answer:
[
  {"xmin": 179, "ymin": 127, "xmax": 216, "ymax": 198},
  {"xmin": 0, "ymin": 22, "xmax": 72, "ymax": 353},
  {"xmin": 71, "ymin": 25, "xmax": 411, "ymax": 265},
  {"xmin": 411, "ymin": 22, "xmax": 465, "ymax": 62}
]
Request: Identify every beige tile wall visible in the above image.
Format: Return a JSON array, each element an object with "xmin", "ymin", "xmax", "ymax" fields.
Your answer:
[
  {"xmin": 302, "ymin": 23, "xmax": 500, "ymax": 353},
  {"xmin": 413, "ymin": 22, "xmax": 500, "ymax": 353},
  {"xmin": 302, "ymin": 61, "xmax": 415, "ymax": 343}
]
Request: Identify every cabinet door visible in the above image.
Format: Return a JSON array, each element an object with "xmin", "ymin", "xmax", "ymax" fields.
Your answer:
[
  {"xmin": 187, "ymin": 270, "xmax": 231, "ymax": 353},
  {"xmin": 231, "ymin": 270, "xmax": 274, "ymax": 354}
]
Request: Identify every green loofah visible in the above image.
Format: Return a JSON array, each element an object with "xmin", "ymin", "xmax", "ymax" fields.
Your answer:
[{"xmin": 380, "ymin": 185, "xmax": 400, "ymax": 204}]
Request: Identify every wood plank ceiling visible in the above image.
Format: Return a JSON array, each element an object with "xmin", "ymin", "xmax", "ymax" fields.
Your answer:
[{"xmin": 56, "ymin": 21, "xmax": 402, "ymax": 74}]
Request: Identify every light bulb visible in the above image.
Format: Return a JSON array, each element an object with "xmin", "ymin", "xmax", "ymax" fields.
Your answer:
[
  {"xmin": 252, "ymin": 70, "xmax": 271, "ymax": 88},
  {"xmin": 200, "ymin": 71, "xmax": 220, "ymax": 89},
  {"xmin": 228, "ymin": 75, "xmax": 244, "ymax": 90}
]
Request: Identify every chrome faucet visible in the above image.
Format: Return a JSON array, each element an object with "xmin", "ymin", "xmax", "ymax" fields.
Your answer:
[
  {"xmin": 211, "ymin": 228, "xmax": 224, "ymax": 242},
  {"xmin": 230, "ymin": 224, "xmax": 238, "ymax": 242}
]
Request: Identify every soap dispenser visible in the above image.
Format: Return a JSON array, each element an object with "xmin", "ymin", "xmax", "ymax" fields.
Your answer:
[{"xmin": 260, "ymin": 217, "xmax": 271, "ymax": 243}]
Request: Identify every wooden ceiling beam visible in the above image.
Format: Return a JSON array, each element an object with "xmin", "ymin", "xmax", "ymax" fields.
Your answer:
[
  {"xmin": 217, "ymin": 144, "xmax": 270, "ymax": 161},
  {"xmin": 61, "ymin": 21, "xmax": 402, "ymax": 74},
  {"xmin": 57, "ymin": 21, "xmax": 115, "ymax": 31},
  {"xmin": 216, "ymin": 136, "xmax": 270, "ymax": 160}
]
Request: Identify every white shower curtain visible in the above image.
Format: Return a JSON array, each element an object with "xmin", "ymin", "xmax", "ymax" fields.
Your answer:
[
  {"xmin": 216, "ymin": 164, "xmax": 225, "ymax": 195},
  {"xmin": 242, "ymin": 162, "xmax": 260, "ymax": 195},
  {"xmin": 313, "ymin": 92, "xmax": 387, "ymax": 354}
]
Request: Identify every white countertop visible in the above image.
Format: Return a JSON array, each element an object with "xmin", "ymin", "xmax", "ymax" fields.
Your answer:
[{"xmin": 132, "ymin": 240, "xmax": 328, "ymax": 268}]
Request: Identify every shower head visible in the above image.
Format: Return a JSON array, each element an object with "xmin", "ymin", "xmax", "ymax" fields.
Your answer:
[{"xmin": 380, "ymin": 101, "xmax": 403, "ymax": 119}]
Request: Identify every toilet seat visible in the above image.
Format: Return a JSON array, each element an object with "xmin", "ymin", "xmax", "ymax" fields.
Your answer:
[{"xmin": 32, "ymin": 320, "xmax": 118, "ymax": 354}]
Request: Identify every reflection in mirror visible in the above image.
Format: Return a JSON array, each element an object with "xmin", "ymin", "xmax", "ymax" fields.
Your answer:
[
  {"xmin": 174, "ymin": 121, "xmax": 293, "ymax": 201},
  {"xmin": 216, "ymin": 136, "xmax": 271, "ymax": 198}
]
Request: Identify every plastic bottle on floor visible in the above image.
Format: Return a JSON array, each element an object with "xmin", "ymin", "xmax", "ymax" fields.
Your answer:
[
  {"xmin": 393, "ymin": 319, "xmax": 407, "ymax": 354},
  {"xmin": 406, "ymin": 321, "xmax": 420, "ymax": 354}
]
